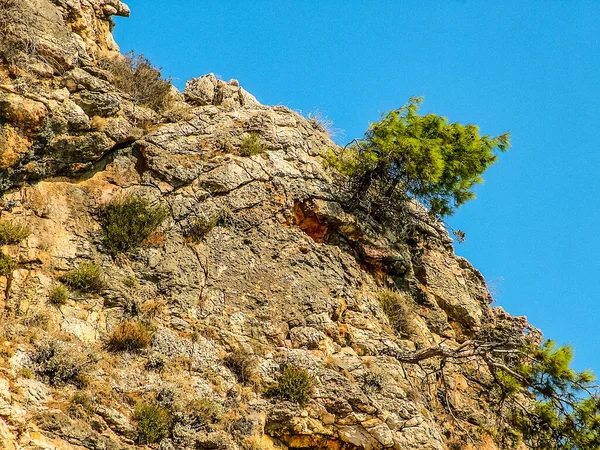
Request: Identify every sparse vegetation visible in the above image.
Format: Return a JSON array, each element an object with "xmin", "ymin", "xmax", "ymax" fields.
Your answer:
[
  {"xmin": 362, "ymin": 370, "xmax": 384, "ymax": 391},
  {"xmin": 187, "ymin": 213, "xmax": 220, "ymax": 241},
  {"xmin": 224, "ymin": 351, "xmax": 259, "ymax": 385},
  {"xmin": 265, "ymin": 365, "xmax": 315, "ymax": 406},
  {"xmin": 134, "ymin": 401, "xmax": 172, "ymax": 444},
  {"xmin": 49, "ymin": 285, "xmax": 69, "ymax": 305},
  {"xmin": 18, "ymin": 367, "xmax": 33, "ymax": 379},
  {"xmin": 307, "ymin": 110, "xmax": 336, "ymax": 137},
  {"xmin": 30, "ymin": 340, "xmax": 92, "ymax": 386},
  {"xmin": 239, "ymin": 133, "xmax": 266, "ymax": 157},
  {"xmin": 186, "ymin": 398, "xmax": 222, "ymax": 428},
  {"xmin": 69, "ymin": 391, "xmax": 95, "ymax": 419},
  {"xmin": 100, "ymin": 194, "xmax": 168, "ymax": 255},
  {"xmin": 99, "ymin": 51, "xmax": 173, "ymax": 113},
  {"xmin": 0, "ymin": 220, "xmax": 29, "ymax": 245},
  {"xmin": 0, "ymin": 253, "xmax": 15, "ymax": 276},
  {"xmin": 106, "ymin": 321, "xmax": 151, "ymax": 352},
  {"xmin": 61, "ymin": 262, "xmax": 104, "ymax": 292},
  {"xmin": 378, "ymin": 289, "xmax": 416, "ymax": 338}
]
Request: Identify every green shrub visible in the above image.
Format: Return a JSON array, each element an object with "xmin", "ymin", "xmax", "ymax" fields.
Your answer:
[
  {"xmin": 30, "ymin": 341, "xmax": 92, "ymax": 386},
  {"xmin": 134, "ymin": 401, "xmax": 172, "ymax": 444},
  {"xmin": 100, "ymin": 194, "xmax": 168, "ymax": 255},
  {"xmin": 378, "ymin": 289, "xmax": 416, "ymax": 338},
  {"xmin": 61, "ymin": 262, "xmax": 104, "ymax": 292},
  {"xmin": 265, "ymin": 365, "xmax": 315, "ymax": 406},
  {"xmin": 49, "ymin": 285, "xmax": 69, "ymax": 305},
  {"xmin": 187, "ymin": 214, "xmax": 220, "ymax": 242},
  {"xmin": 186, "ymin": 398, "xmax": 222, "ymax": 427},
  {"xmin": 0, "ymin": 252, "xmax": 15, "ymax": 276},
  {"xmin": 99, "ymin": 51, "xmax": 173, "ymax": 113},
  {"xmin": 239, "ymin": 133, "xmax": 266, "ymax": 157},
  {"xmin": 0, "ymin": 221, "xmax": 29, "ymax": 245},
  {"xmin": 106, "ymin": 321, "xmax": 151, "ymax": 352},
  {"xmin": 19, "ymin": 367, "xmax": 33, "ymax": 379}
]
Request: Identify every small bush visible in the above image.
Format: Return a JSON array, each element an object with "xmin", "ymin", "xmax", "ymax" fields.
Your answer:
[
  {"xmin": 134, "ymin": 401, "xmax": 172, "ymax": 444},
  {"xmin": 99, "ymin": 51, "xmax": 173, "ymax": 113},
  {"xmin": 187, "ymin": 214, "xmax": 220, "ymax": 242},
  {"xmin": 145, "ymin": 353, "xmax": 167, "ymax": 372},
  {"xmin": 30, "ymin": 341, "xmax": 91, "ymax": 386},
  {"xmin": 378, "ymin": 289, "xmax": 416, "ymax": 338},
  {"xmin": 186, "ymin": 398, "xmax": 222, "ymax": 427},
  {"xmin": 362, "ymin": 371, "xmax": 384, "ymax": 391},
  {"xmin": 49, "ymin": 285, "xmax": 69, "ymax": 305},
  {"xmin": 0, "ymin": 220, "xmax": 29, "ymax": 245},
  {"xmin": 265, "ymin": 365, "xmax": 315, "ymax": 406},
  {"xmin": 224, "ymin": 351, "xmax": 258, "ymax": 385},
  {"xmin": 69, "ymin": 391, "xmax": 95, "ymax": 419},
  {"xmin": 239, "ymin": 133, "xmax": 266, "ymax": 157},
  {"xmin": 61, "ymin": 262, "xmax": 104, "ymax": 292},
  {"xmin": 19, "ymin": 367, "xmax": 33, "ymax": 379},
  {"xmin": 0, "ymin": 252, "xmax": 15, "ymax": 276},
  {"xmin": 100, "ymin": 194, "xmax": 168, "ymax": 255},
  {"xmin": 106, "ymin": 321, "xmax": 151, "ymax": 352}
]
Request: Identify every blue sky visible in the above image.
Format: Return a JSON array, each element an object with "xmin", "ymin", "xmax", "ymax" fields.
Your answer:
[{"xmin": 114, "ymin": 1, "xmax": 600, "ymax": 372}]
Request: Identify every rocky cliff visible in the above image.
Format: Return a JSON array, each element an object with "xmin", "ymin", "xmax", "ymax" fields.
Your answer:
[{"xmin": 0, "ymin": 2, "xmax": 538, "ymax": 449}]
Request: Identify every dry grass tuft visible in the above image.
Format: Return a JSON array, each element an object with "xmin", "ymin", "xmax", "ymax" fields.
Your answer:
[{"xmin": 106, "ymin": 321, "xmax": 151, "ymax": 352}]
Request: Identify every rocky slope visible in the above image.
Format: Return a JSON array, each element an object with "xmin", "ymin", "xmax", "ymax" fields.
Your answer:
[{"xmin": 0, "ymin": 1, "xmax": 538, "ymax": 449}]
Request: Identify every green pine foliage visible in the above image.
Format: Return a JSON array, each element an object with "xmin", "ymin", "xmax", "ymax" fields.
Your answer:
[
  {"xmin": 497, "ymin": 340, "xmax": 600, "ymax": 449},
  {"xmin": 100, "ymin": 194, "xmax": 168, "ymax": 255},
  {"xmin": 330, "ymin": 97, "xmax": 510, "ymax": 216}
]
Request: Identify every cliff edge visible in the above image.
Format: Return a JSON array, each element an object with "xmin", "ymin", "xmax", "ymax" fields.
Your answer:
[{"xmin": 0, "ymin": 2, "xmax": 538, "ymax": 449}]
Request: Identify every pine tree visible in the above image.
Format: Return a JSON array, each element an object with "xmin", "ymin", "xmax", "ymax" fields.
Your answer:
[{"xmin": 331, "ymin": 97, "xmax": 510, "ymax": 216}]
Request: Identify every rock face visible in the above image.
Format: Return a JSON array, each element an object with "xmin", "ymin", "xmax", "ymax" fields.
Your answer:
[{"xmin": 0, "ymin": 2, "xmax": 537, "ymax": 450}]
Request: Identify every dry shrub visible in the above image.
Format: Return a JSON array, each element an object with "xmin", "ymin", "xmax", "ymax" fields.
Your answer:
[
  {"xmin": 0, "ymin": 0, "xmax": 37, "ymax": 58},
  {"xmin": 142, "ymin": 297, "xmax": 168, "ymax": 320},
  {"xmin": 30, "ymin": 340, "xmax": 93, "ymax": 386},
  {"xmin": 99, "ymin": 51, "xmax": 173, "ymax": 113},
  {"xmin": 224, "ymin": 351, "xmax": 259, "ymax": 385},
  {"xmin": 307, "ymin": 110, "xmax": 337, "ymax": 137},
  {"xmin": 143, "ymin": 231, "xmax": 166, "ymax": 247},
  {"xmin": 106, "ymin": 321, "xmax": 151, "ymax": 352},
  {"xmin": 378, "ymin": 289, "xmax": 417, "ymax": 338},
  {"xmin": 186, "ymin": 397, "xmax": 223, "ymax": 428}
]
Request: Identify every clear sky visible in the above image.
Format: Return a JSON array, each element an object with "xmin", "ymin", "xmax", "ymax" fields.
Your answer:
[{"xmin": 114, "ymin": 1, "xmax": 600, "ymax": 372}]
